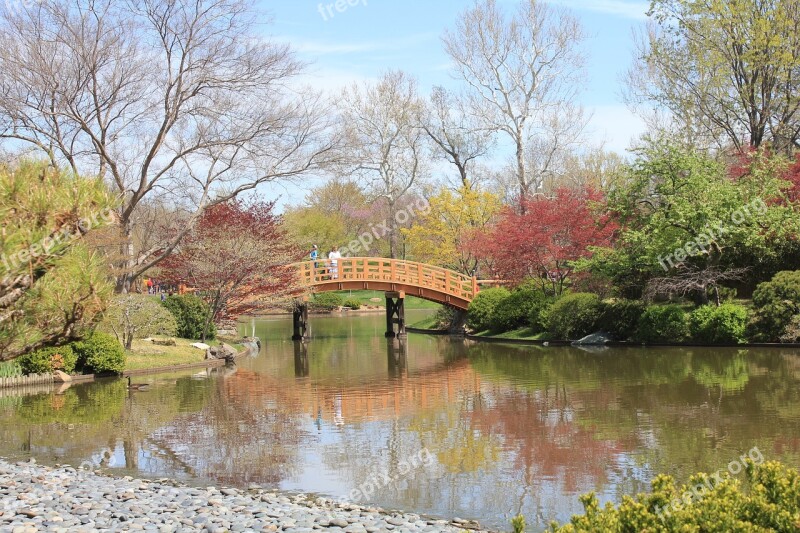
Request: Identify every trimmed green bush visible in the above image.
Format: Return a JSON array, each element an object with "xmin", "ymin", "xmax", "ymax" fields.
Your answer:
[
  {"xmin": 597, "ymin": 299, "xmax": 646, "ymax": 341},
  {"xmin": 550, "ymin": 460, "xmax": 798, "ymax": 533},
  {"xmin": 72, "ymin": 332, "xmax": 125, "ymax": 374},
  {"xmin": 781, "ymin": 315, "xmax": 800, "ymax": 343},
  {"xmin": 342, "ymin": 298, "xmax": 362, "ymax": 310},
  {"xmin": 636, "ymin": 305, "xmax": 689, "ymax": 343},
  {"xmin": 18, "ymin": 345, "xmax": 78, "ymax": 375},
  {"xmin": 546, "ymin": 293, "xmax": 602, "ymax": 340},
  {"xmin": 747, "ymin": 270, "xmax": 800, "ymax": 342},
  {"xmin": 161, "ymin": 294, "xmax": 216, "ymax": 340},
  {"xmin": 466, "ymin": 287, "xmax": 510, "ymax": 332},
  {"xmin": 309, "ymin": 292, "xmax": 343, "ymax": 311},
  {"xmin": 489, "ymin": 283, "xmax": 553, "ymax": 333},
  {"xmin": 689, "ymin": 303, "xmax": 748, "ymax": 344}
]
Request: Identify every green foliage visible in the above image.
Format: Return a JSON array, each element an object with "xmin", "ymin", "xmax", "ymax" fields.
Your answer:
[
  {"xmin": 100, "ymin": 294, "xmax": 178, "ymax": 348},
  {"xmin": 342, "ymin": 298, "xmax": 362, "ymax": 310},
  {"xmin": 161, "ymin": 294, "xmax": 216, "ymax": 340},
  {"xmin": 0, "ymin": 160, "xmax": 117, "ymax": 360},
  {"xmin": 18, "ymin": 345, "xmax": 77, "ymax": 375},
  {"xmin": 748, "ymin": 270, "xmax": 800, "ymax": 342},
  {"xmin": 0, "ymin": 360, "xmax": 21, "ymax": 378},
  {"xmin": 546, "ymin": 293, "xmax": 602, "ymax": 340},
  {"xmin": 780, "ymin": 315, "xmax": 800, "ymax": 343},
  {"xmin": 488, "ymin": 283, "xmax": 552, "ymax": 333},
  {"xmin": 72, "ymin": 332, "xmax": 125, "ymax": 374},
  {"xmin": 467, "ymin": 287, "xmax": 510, "ymax": 332},
  {"xmin": 511, "ymin": 514, "xmax": 526, "ymax": 533},
  {"xmin": 689, "ymin": 304, "xmax": 748, "ymax": 344},
  {"xmin": 550, "ymin": 460, "xmax": 800, "ymax": 533},
  {"xmin": 597, "ymin": 299, "xmax": 646, "ymax": 341},
  {"xmin": 636, "ymin": 305, "xmax": 690, "ymax": 343},
  {"xmin": 309, "ymin": 292, "xmax": 343, "ymax": 311}
]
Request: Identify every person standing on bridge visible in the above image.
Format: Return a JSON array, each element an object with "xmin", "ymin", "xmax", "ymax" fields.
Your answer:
[
  {"xmin": 310, "ymin": 245, "xmax": 320, "ymax": 280},
  {"xmin": 328, "ymin": 246, "xmax": 342, "ymax": 279}
]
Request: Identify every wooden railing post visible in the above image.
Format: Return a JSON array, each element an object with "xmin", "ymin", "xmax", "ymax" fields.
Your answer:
[{"xmin": 472, "ymin": 276, "xmax": 478, "ymax": 298}]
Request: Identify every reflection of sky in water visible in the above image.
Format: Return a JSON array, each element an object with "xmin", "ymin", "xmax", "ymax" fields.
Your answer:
[{"xmin": 2, "ymin": 311, "xmax": 800, "ymax": 531}]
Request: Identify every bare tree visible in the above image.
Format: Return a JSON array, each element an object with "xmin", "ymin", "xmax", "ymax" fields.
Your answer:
[
  {"xmin": 645, "ymin": 266, "xmax": 750, "ymax": 306},
  {"xmin": 0, "ymin": 0, "xmax": 335, "ymax": 292},
  {"xmin": 336, "ymin": 70, "xmax": 427, "ymax": 258},
  {"xmin": 422, "ymin": 86, "xmax": 494, "ymax": 189},
  {"xmin": 442, "ymin": 0, "xmax": 587, "ymax": 204}
]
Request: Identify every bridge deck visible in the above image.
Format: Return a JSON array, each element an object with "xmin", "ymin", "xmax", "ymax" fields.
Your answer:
[{"xmin": 294, "ymin": 257, "xmax": 478, "ymax": 310}]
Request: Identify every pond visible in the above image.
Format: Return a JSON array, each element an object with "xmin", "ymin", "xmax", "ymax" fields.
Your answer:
[{"xmin": 1, "ymin": 310, "xmax": 800, "ymax": 531}]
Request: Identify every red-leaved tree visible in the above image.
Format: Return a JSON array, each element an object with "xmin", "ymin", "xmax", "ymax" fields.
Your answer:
[
  {"xmin": 473, "ymin": 187, "xmax": 616, "ymax": 295},
  {"xmin": 160, "ymin": 198, "xmax": 300, "ymax": 340}
]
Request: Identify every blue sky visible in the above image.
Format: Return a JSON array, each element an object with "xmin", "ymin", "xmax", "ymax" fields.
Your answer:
[{"xmin": 256, "ymin": 0, "xmax": 651, "ymax": 205}]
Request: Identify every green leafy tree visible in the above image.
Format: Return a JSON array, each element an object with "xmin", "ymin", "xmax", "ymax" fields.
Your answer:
[
  {"xmin": 100, "ymin": 294, "xmax": 178, "ymax": 350},
  {"xmin": 0, "ymin": 161, "xmax": 116, "ymax": 361},
  {"xmin": 161, "ymin": 295, "xmax": 216, "ymax": 341},
  {"xmin": 628, "ymin": 0, "xmax": 800, "ymax": 152}
]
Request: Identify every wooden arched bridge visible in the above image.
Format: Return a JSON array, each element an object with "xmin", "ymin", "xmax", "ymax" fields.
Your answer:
[{"xmin": 291, "ymin": 257, "xmax": 480, "ymax": 339}]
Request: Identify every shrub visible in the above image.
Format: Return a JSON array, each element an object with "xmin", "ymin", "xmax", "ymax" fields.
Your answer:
[
  {"xmin": 309, "ymin": 292, "xmax": 343, "ymax": 311},
  {"xmin": 489, "ymin": 283, "xmax": 553, "ymax": 333},
  {"xmin": 72, "ymin": 332, "xmax": 125, "ymax": 374},
  {"xmin": 17, "ymin": 345, "xmax": 78, "ymax": 375},
  {"xmin": 550, "ymin": 460, "xmax": 799, "ymax": 532},
  {"xmin": 161, "ymin": 294, "xmax": 216, "ymax": 340},
  {"xmin": 636, "ymin": 305, "xmax": 689, "ymax": 343},
  {"xmin": 780, "ymin": 315, "xmax": 800, "ymax": 343},
  {"xmin": 689, "ymin": 303, "xmax": 748, "ymax": 344},
  {"xmin": 597, "ymin": 299, "xmax": 646, "ymax": 341},
  {"xmin": 100, "ymin": 294, "xmax": 178, "ymax": 349},
  {"xmin": 747, "ymin": 270, "xmax": 800, "ymax": 342},
  {"xmin": 342, "ymin": 298, "xmax": 362, "ymax": 310},
  {"xmin": 546, "ymin": 293, "xmax": 602, "ymax": 340},
  {"xmin": 0, "ymin": 360, "xmax": 22, "ymax": 378},
  {"xmin": 467, "ymin": 287, "xmax": 510, "ymax": 332}
]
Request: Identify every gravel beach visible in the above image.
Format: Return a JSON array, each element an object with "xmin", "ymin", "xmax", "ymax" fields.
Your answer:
[{"xmin": 0, "ymin": 459, "xmax": 489, "ymax": 533}]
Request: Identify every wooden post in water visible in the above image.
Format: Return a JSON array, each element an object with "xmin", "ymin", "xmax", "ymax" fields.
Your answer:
[
  {"xmin": 292, "ymin": 298, "xmax": 309, "ymax": 341},
  {"xmin": 384, "ymin": 291, "xmax": 406, "ymax": 338}
]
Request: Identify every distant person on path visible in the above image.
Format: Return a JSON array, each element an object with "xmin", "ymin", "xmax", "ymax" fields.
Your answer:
[{"xmin": 328, "ymin": 246, "xmax": 342, "ymax": 279}]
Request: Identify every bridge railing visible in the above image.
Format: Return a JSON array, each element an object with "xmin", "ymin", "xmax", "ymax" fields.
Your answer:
[{"xmin": 294, "ymin": 257, "xmax": 478, "ymax": 302}]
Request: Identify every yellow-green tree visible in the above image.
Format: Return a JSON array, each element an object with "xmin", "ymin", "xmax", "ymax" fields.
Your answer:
[
  {"xmin": 0, "ymin": 161, "xmax": 116, "ymax": 360},
  {"xmin": 402, "ymin": 185, "xmax": 500, "ymax": 275}
]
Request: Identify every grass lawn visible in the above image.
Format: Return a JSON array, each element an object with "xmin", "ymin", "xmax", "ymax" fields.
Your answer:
[
  {"xmin": 124, "ymin": 336, "xmax": 243, "ymax": 371},
  {"xmin": 329, "ymin": 290, "xmax": 442, "ymax": 310},
  {"xmin": 408, "ymin": 315, "xmax": 443, "ymax": 329}
]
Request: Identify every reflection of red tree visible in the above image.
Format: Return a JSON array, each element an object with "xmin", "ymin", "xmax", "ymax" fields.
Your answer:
[{"xmin": 468, "ymin": 386, "xmax": 634, "ymax": 493}]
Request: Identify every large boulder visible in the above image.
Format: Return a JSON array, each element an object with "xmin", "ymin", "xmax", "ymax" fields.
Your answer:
[
  {"xmin": 571, "ymin": 331, "xmax": 612, "ymax": 346},
  {"xmin": 152, "ymin": 338, "xmax": 177, "ymax": 347}
]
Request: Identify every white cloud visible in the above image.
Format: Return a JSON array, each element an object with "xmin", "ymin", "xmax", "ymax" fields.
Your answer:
[
  {"xmin": 277, "ymin": 32, "xmax": 438, "ymax": 57},
  {"xmin": 545, "ymin": 0, "xmax": 649, "ymax": 20}
]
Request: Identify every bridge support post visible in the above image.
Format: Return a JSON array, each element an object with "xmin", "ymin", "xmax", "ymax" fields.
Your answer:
[
  {"xmin": 293, "ymin": 340, "xmax": 309, "ymax": 377},
  {"xmin": 384, "ymin": 291, "xmax": 406, "ymax": 338},
  {"xmin": 292, "ymin": 299, "xmax": 309, "ymax": 341},
  {"xmin": 387, "ymin": 337, "xmax": 407, "ymax": 377}
]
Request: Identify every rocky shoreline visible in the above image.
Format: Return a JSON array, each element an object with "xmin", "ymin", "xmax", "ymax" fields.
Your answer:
[{"xmin": 0, "ymin": 459, "xmax": 489, "ymax": 532}]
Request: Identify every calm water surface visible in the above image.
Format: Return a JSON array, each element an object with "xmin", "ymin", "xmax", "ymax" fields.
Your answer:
[{"xmin": 2, "ymin": 311, "xmax": 800, "ymax": 531}]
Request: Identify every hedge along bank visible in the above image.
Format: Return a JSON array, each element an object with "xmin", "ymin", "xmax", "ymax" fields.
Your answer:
[
  {"xmin": 657, "ymin": 197, "xmax": 767, "ymax": 272},
  {"xmin": 655, "ymin": 446, "xmax": 764, "ymax": 520},
  {"xmin": 338, "ymin": 197, "xmax": 430, "ymax": 257}
]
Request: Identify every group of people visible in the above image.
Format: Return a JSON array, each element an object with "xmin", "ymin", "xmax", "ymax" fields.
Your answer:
[{"xmin": 309, "ymin": 244, "xmax": 342, "ymax": 280}]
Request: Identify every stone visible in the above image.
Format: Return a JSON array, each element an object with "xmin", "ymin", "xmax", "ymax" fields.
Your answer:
[
  {"xmin": 191, "ymin": 343, "xmax": 211, "ymax": 351},
  {"xmin": 52, "ymin": 371, "xmax": 72, "ymax": 383},
  {"xmin": 205, "ymin": 343, "xmax": 237, "ymax": 362},
  {"xmin": 571, "ymin": 331, "xmax": 612, "ymax": 346}
]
